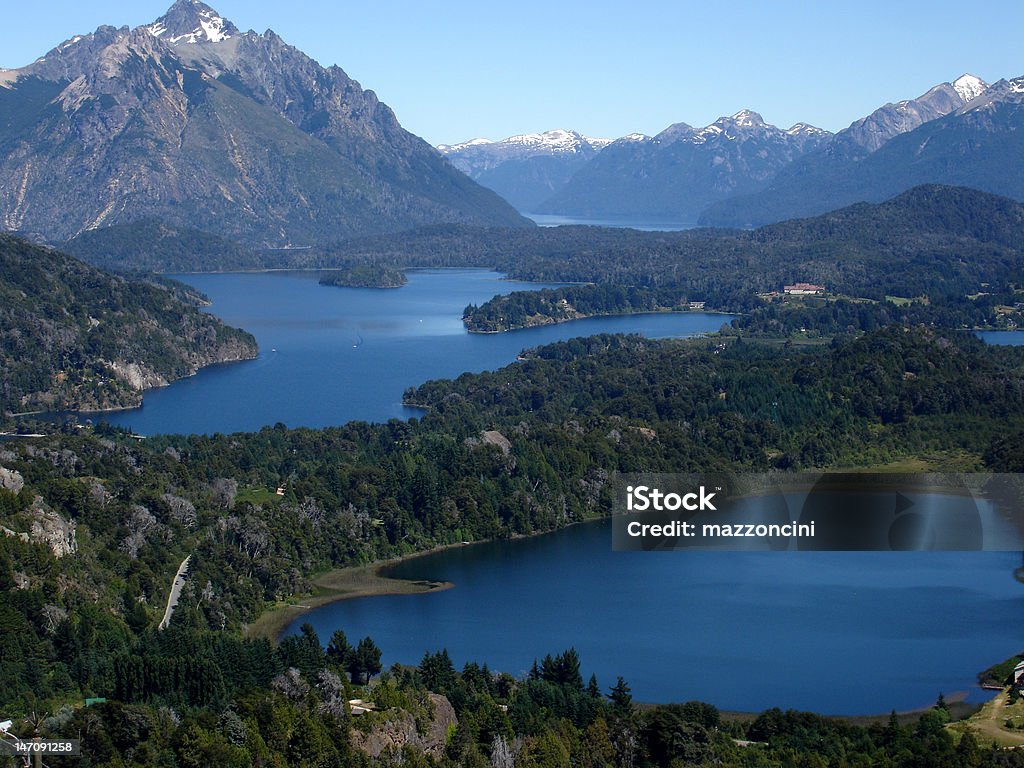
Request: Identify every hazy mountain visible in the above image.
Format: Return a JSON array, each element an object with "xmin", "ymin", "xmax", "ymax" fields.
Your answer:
[
  {"xmin": 0, "ymin": 233, "xmax": 256, "ymax": 414},
  {"xmin": 533, "ymin": 111, "xmax": 832, "ymax": 222},
  {"xmin": 698, "ymin": 74, "xmax": 1017, "ymax": 227},
  {"xmin": 0, "ymin": 1, "xmax": 528, "ymax": 251},
  {"xmin": 438, "ymin": 130, "xmax": 611, "ymax": 212}
]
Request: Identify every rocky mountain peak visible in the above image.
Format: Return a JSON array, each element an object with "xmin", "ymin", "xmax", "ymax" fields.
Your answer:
[
  {"xmin": 952, "ymin": 73, "xmax": 989, "ymax": 103},
  {"xmin": 730, "ymin": 109, "xmax": 765, "ymax": 127},
  {"xmin": 147, "ymin": 0, "xmax": 239, "ymax": 45}
]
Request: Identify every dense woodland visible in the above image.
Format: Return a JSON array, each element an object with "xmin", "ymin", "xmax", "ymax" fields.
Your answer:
[
  {"xmin": 329, "ymin": 186, "xmax": 1024, "ymax": 304},
  {"xmin": 0, "ymin": 236, "xmax": 257, "ymax": 415},
  {"xmin": 4, "ymin": 184, "xmax": 1024, "ymax": 764},
  {"xmin": 3, "ymin": 326, "xmax": 1024, "ymax": 764},
  {"xmin": 61, "ymin": 221, "xmax": 264, "ymax": 274},
  {"xmin": 463, "ymin": 286, "xmax": 697, "ymax": 333},
  {"xmin": 53, "ymin": 187, "xmax": 1024, "ymax": 315}
]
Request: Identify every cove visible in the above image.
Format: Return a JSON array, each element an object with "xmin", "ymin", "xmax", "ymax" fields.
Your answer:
[
  {"xmin": 287, "ymin": 519, "xmax": 1024, "ymax": 715},
  {"xmin": 96, "ymin": 269, "xmax": 730, "ymax": 436}
]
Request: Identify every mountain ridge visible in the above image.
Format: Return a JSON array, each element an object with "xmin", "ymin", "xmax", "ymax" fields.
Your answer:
[
  {"xmin": 0, "ymin": 2, "xmax": 529, "ymax": 249},
  {"xmin": 698, "ymin": 73, "xmax": 1024, "ymax": 227}
]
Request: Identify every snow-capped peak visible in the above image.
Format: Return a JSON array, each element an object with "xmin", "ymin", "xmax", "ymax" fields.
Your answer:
[
  {"xmin": 504, "ymin": 129, "xmax": 603, "ymax": 151},
  {"xmin": 437, "ymin": 138, "xmax": 494, "ymax": 152},
  {"xmin": 439, "ymin": 129, "xmax": 611, "ymax": 155},
  {"xmin": 730, "ymin": 109, "xmax": 764, "ymax": 126},
  {"xmin": 952, "ymin": 73, "xmax": 989, "ymax": 102},
  {"xmin": 786, "ymin": 122, "xmax": 829, "ymax": 137},
  {"xmin": 146, "ymin": 0, "xmax": 238, "ymax": 45}
]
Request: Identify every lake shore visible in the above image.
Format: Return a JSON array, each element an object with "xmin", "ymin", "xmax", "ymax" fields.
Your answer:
[
  {"xmin": 244, "ymin": 543, "xmax": 474, "ymax": 641},
  {"xmin": 245, "ymin": 520, "xmax": 603, "ymax": 641}
]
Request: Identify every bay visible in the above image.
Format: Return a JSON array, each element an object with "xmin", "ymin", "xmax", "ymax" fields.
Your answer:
[
  {"xmin": 97, "ymin": 269, "xmax": 729, "ymax": 436},
  {"xmin": 289, "ymin": 519, "xmax": 1024, "ymax": 714}
]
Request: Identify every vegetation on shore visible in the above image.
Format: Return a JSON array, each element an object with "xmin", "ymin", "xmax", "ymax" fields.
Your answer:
[
  {"xmin": 5, "ymin": 185, "xmax": 1024, "ymax": 764},
  {"xmin": 0, "ymin": 235, "xmax": 258, "ymax": 417}
]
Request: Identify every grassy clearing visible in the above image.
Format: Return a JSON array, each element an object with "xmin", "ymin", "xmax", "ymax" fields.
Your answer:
[{"xmin": 949, "ymin": 688, "xmax": 1024, "ymax": 748}]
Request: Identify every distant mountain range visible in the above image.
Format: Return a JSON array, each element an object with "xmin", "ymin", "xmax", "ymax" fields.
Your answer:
[
  {"xmin": 535, "ymin": 111, "xmax": 832, "ymax": 222},
  {"xmin": 700, "ymin": 75, "xmax": 1024, "ymax": 227},
  {"xmin": 440, "ymin": 73, "xmax": 1024, "ymax": 228},
  {"xmin": 0, "ymin": 0, "xmax": 528, "ymax": 249},
  {"xmin": 438, "ymin": 130, "xmax": 611, "ymax": 211}
]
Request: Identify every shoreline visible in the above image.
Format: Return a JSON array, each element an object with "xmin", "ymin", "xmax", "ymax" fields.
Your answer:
[
  {"xmin": 245, "ymin": 520, "xmax": 603, "ymax": 641},
  {"xmin": 465, "ymin": 308, "xmax": 735, "ymax": 334},
  {"xmin": 244, "ymin": 541, "xmax": 481, "ymax": 641}
]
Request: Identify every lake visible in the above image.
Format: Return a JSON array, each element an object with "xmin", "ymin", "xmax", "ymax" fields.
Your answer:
[
  {"xmin": 525, "ymin": 213, "xmax": 697, "ymax": 231},
  {"xmin": 977, "ymin": 330, "xmax": 1024, "ymax": 345},
  {"xmin": 96, "ymin": 270, "xmax": 730, "ymax": 435},
  {"xmin": 289, "ymin": 519, "xmax": 1024, "ymax": 714}
]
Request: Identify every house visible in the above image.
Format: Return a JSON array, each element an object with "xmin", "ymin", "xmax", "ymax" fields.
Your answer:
[
  {"xmin": 348, "ymin": 699, "xmax": 377, "ymax": 716},
  {"xmin": 1014, "ymin": 660, "xmax": 1024, "ymax": 685},
  {"xmin": 784, "ymin": 283, "xmax": 825, "ymax": 296},
  {"xmin": 688, "ymin": 301, "xmax": 706, "ymax": 310}
]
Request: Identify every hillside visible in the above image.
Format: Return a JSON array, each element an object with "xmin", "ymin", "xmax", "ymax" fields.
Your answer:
[
  {"xmin": 0, "ymin": 234, "xmax": 256, "ymax": 415},
  {"xmin": 330, "ymin": 185, "xmax": 1024, "ymax": 302}
]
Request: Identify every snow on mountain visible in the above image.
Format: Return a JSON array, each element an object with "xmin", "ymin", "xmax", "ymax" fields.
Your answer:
[
  {"xmin": 787, "ymin": 122, "xmax": 831, "ymax": 137},
  {"xmin": 439, "ymin": 129, "xmax": 610, "ymax": 157},
  {"xmin": 953, "ymin": 73, "xmax": 989, "ymax": 102},
  {"xmin": 147, "ymin": 0, "xmax": 238, "ymax": 45}
]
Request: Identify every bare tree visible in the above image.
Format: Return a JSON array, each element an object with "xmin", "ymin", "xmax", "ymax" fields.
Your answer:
[
  {"xmin": 491, "ymin": 735, "xmax": 516, "ymax": 768},
  {"xmin": 211, "ymin": 478, "xmax": 238, "ymax": 510},
  {"xmin": 162, "ymin": 493, "xmax": 197, "ymax": 528}
]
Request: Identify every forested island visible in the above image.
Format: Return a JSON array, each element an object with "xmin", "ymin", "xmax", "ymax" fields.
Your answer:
[
  {"xmin": 463, "ymin": 285, "xmax": 697, "ymax": 333},
  {"xmin": 320, "ymin": 265, "xmax": 408, "ymax": 289}
]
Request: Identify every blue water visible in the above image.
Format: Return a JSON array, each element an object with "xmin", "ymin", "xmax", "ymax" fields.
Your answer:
[
  {"xmin": 289, "ymin": 519, "xmax": 1024, "ymax": 714},
  {"xmin": 526, "ymin": 213, "xmax": 697, "ymax": 231},
  {"xmin": 96, "ymin": 270, "xmax": 730, "ymax": 435},
  {"xmin": 977, "ymin": 330, "xmax": 1024, "ymax": 345}
]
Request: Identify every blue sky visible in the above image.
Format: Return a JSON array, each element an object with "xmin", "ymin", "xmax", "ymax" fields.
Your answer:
[{"xmin": 2, "ymin": 1, "xmax": 1021, "ymax": 145}]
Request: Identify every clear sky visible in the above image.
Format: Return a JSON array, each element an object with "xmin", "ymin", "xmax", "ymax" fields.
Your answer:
[{"xmin": 2, "ymin": 1, "xmax": 1021, "ymax": 146}]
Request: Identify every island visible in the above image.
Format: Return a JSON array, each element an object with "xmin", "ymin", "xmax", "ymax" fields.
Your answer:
[
  {"xmin": 463, "ymin": 284, "xmax": 698, "ymax": 332},
  {"xmin": 319, "ymin": 264, "xmax": 408, "ymax": 289}
]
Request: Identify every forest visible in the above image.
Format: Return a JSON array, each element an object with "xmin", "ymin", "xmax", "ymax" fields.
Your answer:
[
  {"xmin": 5, "ymin": 184, "xmax": 1024, "ymax": 764},
  {"xmin": 0, "ymin": 236, "xmax": 257, "ymax": 415},
  {"xmin": 3, "ymin": 326, "xmax": 1024, "ymax": 764},
  {"xmin": 329, "ymin": 186, "xmax": 1024, "ymax": 304}
]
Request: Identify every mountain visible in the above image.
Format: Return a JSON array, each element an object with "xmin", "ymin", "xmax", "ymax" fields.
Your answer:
[
  {"xmin": 834, "ymin": 74, "xmax": 987, "ymax": 153},
  {"xmin": 698, "ymin": 74, "xmax": 1020, "ymax": 227},
  {"xmin": 0, "ymin": 1, "xmax": 528, "ymax": 251},
  {"xmin": 0, "ymin": 233, "xmax": 256, "ymax": 415},
  {"xmin": 438, "ymin": 130, "xmax": 611, "ymax": 212},
  {"xmin": 533, "ymin": 111, "xmax": 832, "ymax": 222}
]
